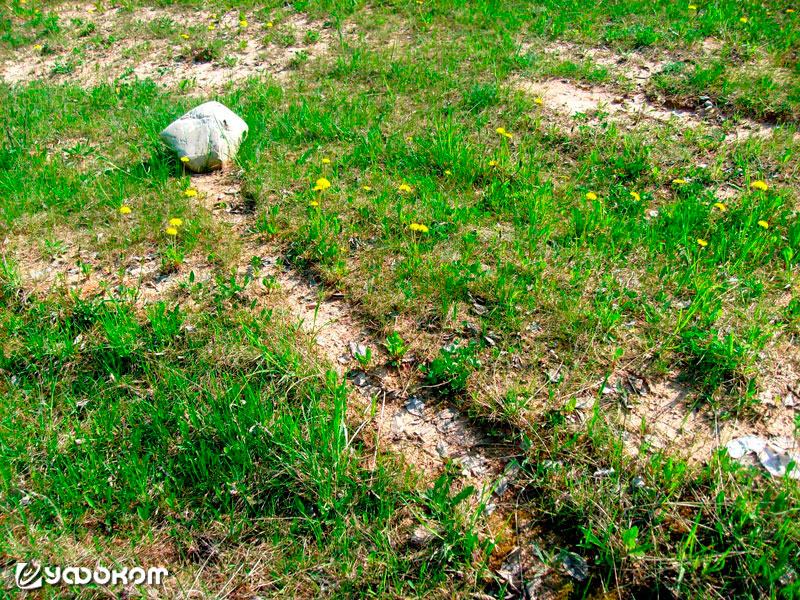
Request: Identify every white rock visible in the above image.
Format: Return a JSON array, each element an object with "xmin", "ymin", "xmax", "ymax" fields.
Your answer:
[{"xmin": 160, "ymin": 101, "xmax": 248, "ymax": 173}]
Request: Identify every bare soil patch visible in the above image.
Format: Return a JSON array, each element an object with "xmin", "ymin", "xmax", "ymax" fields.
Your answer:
[
  {"xmin": 538, "ymin": 40, "xmax": 668, "ymax": 86},
  {"xmin": 519, "ymin": 40, "xmax": 788, "ymax": 141},
  {"xmin": 516, "ymin": 77, "xmax": 777, "ymax": 142},
  {"xmin": 0, "ymin": 6, "xmax": 333, "ymax": 89},
  {"xmin": 599, "ymin": 371, "xmax": 800, "ymax": 464}
]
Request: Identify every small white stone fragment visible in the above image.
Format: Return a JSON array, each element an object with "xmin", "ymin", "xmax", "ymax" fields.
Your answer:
[
  {"xmin": 160, "ymin": 101, "xmax": 248, "ymax": 173},
  {"xmin": 405, "ymin": 397, "xmax": 425, "ymax": 417},
  {"xmin": 409, "ymin": 525, "xmax": 436, "ymax": 547},
  {"xmin": 436, "ymin": 440, "xmax": 448, "ymax": 458},
  {"xmin": 726, "ymin": 436, "xmax": 800, "ymax": 479},
  {"xmin": 592, "ymin": 468, "xmax": 616, "ymax": 478},
  {"xmin": 349, "ymin": 342, "xmax": 369, "ymax": 359},
  {"xmin": 458, "ymin": 455, "xmax": 487, "ymax": 477},
  {"xmin": 494, "ymin": 462, "xmax": 521, "ymax": 496}
]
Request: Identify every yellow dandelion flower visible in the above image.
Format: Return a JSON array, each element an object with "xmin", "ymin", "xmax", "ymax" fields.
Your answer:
[
  {"xmin": 398, "ymin": 183, "xmax": 412, "ymax": 192},
  {"xmin": 444, "ymin": 170, "xmax": 452, "ymax": 175},
  {"xmin": 788, "ymin": 8, "xmax": 796, "ymax": 13},
  {"xmin": 180, "ymin": 156, "xmax": 190, "ymax": 163},
  {"xmin": 489, "ymin": 159, "xmax": 498, "ymax": 167},
  {"xmin": 309, "ymin": 200, "xmax": 319, "ymax": 207},
  {"xmin": 33, "ymin": 44, "xmax": 42, "ymax": 50},
  {"xmin": 758, "ymin": 220, "xmax": 769, "ymax": 229},
  {"xmin": 266, "ymin": 21, "xmax": 273, "ymax": 27},
  {"xmin": 208, "ymin": 24, "xmax": 215, "ymax": 30},
  {"xmin": 322, "ymin": 158, "xmax": 331, "ymax": 164},
  {"xmin": 534, "ymin": 97, "xmax": 543, "ymax": 105},
  {"xmin": 166, "ymin": 227, "xmax": 178, "ymax": 236},
  {"xmin": 184, "ymin": 189, "xmax": 198, "ymax": 197},
  {"xmin": 496, "ymin": 127, "xmax": 507, "ymax": 135},
  {"xmin": 688, "ymin": 4, "xmax": 697, "ymax": 10},
  {"xmin": 585, "ymin": 192, "xmax": 598, "ymax": 201},
  {"xmin": 672, "ymin": 178, "xmax": 686, "ymax": 184},
  {"xmin": 503, "ymin": 132, "xmax": 512, "ymax": 139},
  {"xmin": 119, "ymin": 206, "xmax": 131, "ymax": 214},
  {"xmin": 751, "ymin": 180, "xmax": 768, "ymax": 191},
  {"xmin": 630, "ymin": 191, "xmax": 641, "ymax": 202},
  {"xmin": 88, "ymin": 7, "xmax": 96, "ymax": 13},
  {"xmin": 169, "ymin": 218, "xmax": 183, "ymax": 227},
  {"xmin": 713, "ymin": 202, "xmax": 727, "ymax": 212},
  {"xmin": 417, "ymin": 223, "xmax": 429, "ymax": 233},
  {"xmin": 363, "ymin": 185, "xmax": 372, "ymax": 191},
  {"xmin": 697, "ymin": 238, "xmax": 708, "ymax": 247},
  {"xmin": 739, "ymin": 16, "xmax": 748, "ymax": 23},
  {"xmin": 315, "ymin": 177, "xmax": 331, "ymax": 190},
  {"xmin": 211, "ymin": 13, "xmax": 217, "ymax": 18},
  {"xmin": 181, "ymin": 33, "xmax": 190, "ymax": 39},
  {"xmin": 406, "ymin": 136, "xmax": 412, "ymax": 141},
  {"xmin": 240, "ymin": 19, "xmax": 248, "ymax": 27}
]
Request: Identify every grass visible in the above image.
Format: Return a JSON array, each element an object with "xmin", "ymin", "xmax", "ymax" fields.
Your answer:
[
  {"xmin": 0, "ymin": 280, "xmax": 489, "ymax": 597},
  {"xmin": 1, "ymin": 0, "xmax": 799, "ymax": 598}
]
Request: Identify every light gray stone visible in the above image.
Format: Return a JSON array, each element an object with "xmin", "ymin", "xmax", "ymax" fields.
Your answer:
[
  {"xmin": 404, "ymin": 397, "xmax": 425, "ymax": 417},
  {"xmin": 160, "ymin": 101, "xmax": 248, "ymax": 173}
]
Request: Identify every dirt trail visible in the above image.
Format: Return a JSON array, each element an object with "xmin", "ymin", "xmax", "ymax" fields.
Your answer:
[
  {"xmin": 189, "ymin": 169, "xmax": 513, "ymax": 492},
  {"xmin": 177, "ymin": 167, "xmax": 552, "ymax": 594}
]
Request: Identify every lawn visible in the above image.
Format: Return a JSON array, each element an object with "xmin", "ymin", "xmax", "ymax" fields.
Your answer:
[{"xmin": 1, "ymin": 0, "xmax": 799, "ymax": 598}]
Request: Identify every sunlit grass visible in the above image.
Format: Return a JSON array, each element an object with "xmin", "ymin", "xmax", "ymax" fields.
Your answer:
[{"xmin": 0, "ymin": 0, "xmax": 799, "ymax": 598}]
